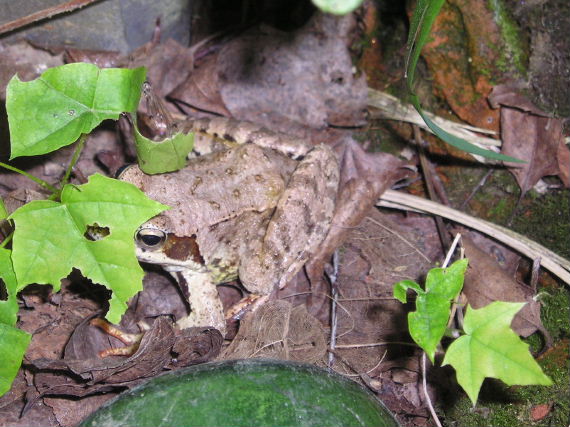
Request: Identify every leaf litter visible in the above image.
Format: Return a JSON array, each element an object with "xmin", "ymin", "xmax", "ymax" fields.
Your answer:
[{"xmin": 0, "ymin": 5, "xmax": 567, "ymax": 427}]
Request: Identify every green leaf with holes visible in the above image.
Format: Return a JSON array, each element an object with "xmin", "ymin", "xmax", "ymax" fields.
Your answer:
[
  {"xmin": 9, "ymin": 174, "xmax": 167, "ymax": 323},
  {"xmin": 7, "ymin": 63, "xmax": 146, "ymax": 159},
  {"xmin": 393, "ymin": 259, "xmax": 468, "ymax": 362},
  {"xmin": 442, "ymin": 301, "xmax": 552, "ymax": 405}
]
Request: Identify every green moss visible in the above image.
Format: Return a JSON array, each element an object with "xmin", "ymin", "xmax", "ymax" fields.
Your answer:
[
  {"xmin": 511, "ymin": 189, "xmax": 570, "ymax": 259},
  {"xmin": 487, "ymin": 0, "xmax": 528, "ymax": 77}
]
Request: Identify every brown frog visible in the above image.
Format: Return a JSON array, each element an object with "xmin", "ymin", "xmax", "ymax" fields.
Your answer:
[{"xmin": 119, "ymin": 122, "xmax": 339, "ymax": 336}]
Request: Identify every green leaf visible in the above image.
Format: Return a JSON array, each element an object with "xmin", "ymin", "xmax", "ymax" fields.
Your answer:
[
  {"xmin": 411, "ymin": 96, "xmax": 524, "ymax": 163},
  {"xmin": 393, "ymin": 259, "xmax": 468, "ymax": 361},
  {"xmin": 311, "ymin": 0, "xmax": 364, "ymax": 15},
  {"xmin": 9, "ymin": 174, "xmax": 167, "ymax": 323},
  {"xmin": 405, "ymin": 1, "xmax": 524, "ymax": 163},
  {"xmin": 393, "ymin": 279, "xmax": 423, "ymax": 303},
  {"xmin": 0, "ymin": 323, "xmax": 31, "ymax": 397},
  {"xmin": 405, "ymin": 0, "xmax": 445, "ymax": 92},
  {"xmin": 134, "ymin": 124, "xmax": 194, "ymax": 174},
  {"xmin": 0, "ymin": 220, "xmax": 30, "ymax": 398},
  {"xmin": 442, "ymin": 301, "xmax": 552, "ymax": 405},
  {"xmin": 0, "ymin": 249, "xmax": 18, "ymax": 326},
  {"xmin": 7, "ymin": 63, "xmax": 146, "ymax": 159}
]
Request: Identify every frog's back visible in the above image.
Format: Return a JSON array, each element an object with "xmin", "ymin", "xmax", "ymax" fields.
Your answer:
[{"xmin": 131, "ymin": 144, "xmax": 294, "ymax": 238}]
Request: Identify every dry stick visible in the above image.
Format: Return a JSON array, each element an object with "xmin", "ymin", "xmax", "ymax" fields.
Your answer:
[
  {"xmin": 378, "ymin": 190, "xmax": 570, "ymax": 285},
  {"xmin": 327, "ymin": 250, "xmax": 340, "ymax": 369},
  {"xmin": 0, "ymin": 0, "xmax": 102, "ymax": 36},
  {"xmin": 422, "ymin": 353, "xmax": 442, "ymax": 427},
  {"xmin": 446, "ymin": 235, "xmax": 465, "ymax": 331},
  {"xmin": 368, "ymin": 89, "xmax": 500, "ymax": 165},
  {"xmin": 414, "ymin": 125, "xmax": 451, "ymax": 251},
  {"xmin": 334, "ymin": 341, "xmax": 416, "ymax": 349},
  {"xmin": 459, "ymin": 168, "xmax": 494, "ymax": 210}
]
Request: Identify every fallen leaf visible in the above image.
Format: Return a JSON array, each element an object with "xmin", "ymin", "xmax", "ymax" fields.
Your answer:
[
  {"xmin": 530, "ymin": 403, "xmax": 552, "ymax": 421},
  {"xmin": 489, "ymin": 85, "xmax": 567, "ymax": 194},
  {"xmin": 221, "ymin": 300, "xmax": 326, "ymax": 363},
  {"xmin": 31, "ymin": 317, "xmax": 222, "ymax": 398},
  {"xmin": 462, "ymin": 236, "xmax": 551, "ymax": 346}
]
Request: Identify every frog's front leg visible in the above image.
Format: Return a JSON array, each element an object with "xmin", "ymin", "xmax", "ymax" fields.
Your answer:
[
  {"xmin": 239, "ymin": 144, "xmax": 339, "ymax": 294},
  {"xmin": 169, "ymin": 269, "xmax": 227, "ymax": 336}
]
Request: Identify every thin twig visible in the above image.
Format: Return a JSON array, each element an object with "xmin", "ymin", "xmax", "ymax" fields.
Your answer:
[
  {"xmin": 414, "ymin": 125, "xmax": 451, "ymax": 251},
  {"xmin": 459, "ymin": 168, "xmax": 494, "ymax": 210},
  {"xmin": 334, "ymin": 341, "xmax": 417, "ymax": 349},
  {"xmin": 422, "ymin": 353, "xmax": 443, "ymax": 427},
  {"xmin": 368, "ymin": 89, "xmax": 501, "ymax": 165},
  {"xmin": 378, "ymin": 190, "xmax": 570, "ymax": 284},
  {"xmin": 530, "ymin": 257, "xmax": 541, "ymax": 292},
  {"xmin": 442, "ymin": 233, "xmax": 461, "ymax": 269},
  {"xmin": 444, "ymin": 234, "xmax": 463, "ymax": 329},
  {"xmin": 0, "ymin": 0, "xmax": 102, "ymax": 36},
  {"xmin": 342, "ymin": 352, "xmax": 387, "ymax": 378},
  {"xmin": 327, "ymin": 250, "xmax": 340, "ymax": 369}
]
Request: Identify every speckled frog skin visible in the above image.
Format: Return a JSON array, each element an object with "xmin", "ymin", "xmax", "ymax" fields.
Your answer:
[{"xmin": 119, "ymin": 118, "xmax": 339, "ymax": 335}]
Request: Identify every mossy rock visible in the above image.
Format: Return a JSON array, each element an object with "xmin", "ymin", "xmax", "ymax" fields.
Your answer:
[{"xmin": 80, "ymin": 358, "xmax": 399, "ymax": 427}]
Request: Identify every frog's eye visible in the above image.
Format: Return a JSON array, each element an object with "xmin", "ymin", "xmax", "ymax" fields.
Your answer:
[{"xmin": 136, "ymin": 228, "xmax": 167, "ymax": 250}]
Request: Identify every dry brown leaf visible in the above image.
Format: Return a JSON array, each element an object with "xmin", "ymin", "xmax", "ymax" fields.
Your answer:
[
  {"xmin": 489, "ymin": 84, "xmax": 568, "ymax": 193},
  {"xmin": 31, "ymin": 317, "xmax": 222, "ymax": 398},
  {"xmin": 168, "ymin": 52, "xmax": 231, "ymax": 116},
  {"xmin": 305, "ymin": 139, "xmax": 406, "ymax": 318},
  {"xmin": 216, "ymin": 13, "xmax": 367, "ymax": 129},
  {"xmin": 221, "ymin": 300, "xmax": 326, "ymax": 363},
  {"xmin": 462, "ymin": 236, "xmax": 551, "ymax": 344}
]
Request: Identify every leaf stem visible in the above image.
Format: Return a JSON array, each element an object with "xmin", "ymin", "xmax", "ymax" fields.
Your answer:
[
  {"xmin": 60, "ymin": 133, "xmax": 87, "ymax": 188},
  {"xmin": 0, "ymin": 232, "xmax": 13, "ymax": 249},
  {"xmin": 0, "ymin": 162, "xmax": 58, "ymax": 193}
]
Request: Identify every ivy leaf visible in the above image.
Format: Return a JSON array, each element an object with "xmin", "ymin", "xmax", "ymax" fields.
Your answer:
[
  {"xmin": 9, "ymin": 174, "xmax": 167, "ymax": 323},
  {"xmin": 442, "ymin": 301, "xmax": 552, "ymax": 405},
  {"xmin": 133, "ymin": 124, "xmax": 194, "ymax": 174},
  {"xmin": 0, "ymin": 247, "xmax": 31, "ymax": 397},
  {"xmin": 0, "ymin": 249, "xmax": 18, "ymax": 326},
  {"xmin": 405, "ymin": 0, "xmax": 523, "ymax": 163},
  {"xmin": 0, "ymin": 323, "xmax": 31, "ymax": 397},
  {"xmin": 7, "ymin": 63, "xmax": 146, "ymax": 159},
  {"xmin": 393, "ymin": 259, "xmax": 468, "ymax": 361},
  {"xmin": 0, "ymin": 198, "xmax": 19, "ymax": 326}
]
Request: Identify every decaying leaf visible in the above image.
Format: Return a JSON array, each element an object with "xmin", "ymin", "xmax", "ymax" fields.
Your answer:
[
  {"xmin": 30, "ymin": 316, "xmax": 222, "ymax": 398},
  {"xmin": 306, "ymin": 138, "xmax": 406, "ymax": 314},
  {"xmin": 489, "ymin": 84, "xmax": 569, "ymax": 194},
  {"xmin": 462, "ymin": 236, "xmax": 551, "ymax": 346},
  {"xmin": 221, "ymin": 300, "xmax": 326, "ymax": 363}
]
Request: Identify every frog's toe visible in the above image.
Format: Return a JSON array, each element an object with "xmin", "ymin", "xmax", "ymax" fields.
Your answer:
[{"xmin": 90, "ymin": 318, "xmax": 144, "ymax": 357}]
